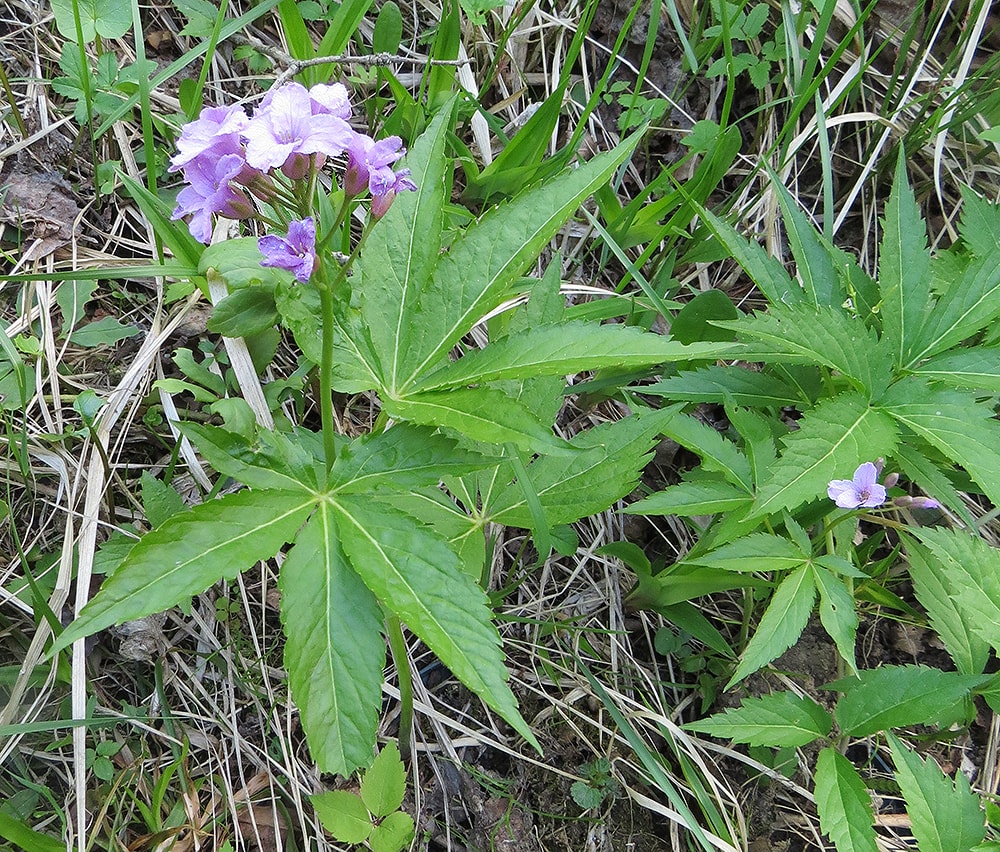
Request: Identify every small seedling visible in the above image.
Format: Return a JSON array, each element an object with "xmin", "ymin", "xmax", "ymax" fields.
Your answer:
[
  {"xmin": 570, "ymin": 757, "xmax": 619, "ymax": 810},
  {"xmin": 311, "ymin": 742, "xmax": 415, "ymax": 852}
]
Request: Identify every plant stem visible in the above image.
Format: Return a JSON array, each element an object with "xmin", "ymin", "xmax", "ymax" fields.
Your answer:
[
  {"xmin": 318, "ymin": 282, "xmax": 338, "ymax": 475},
  {"xmin": 385, "ymin": 614, "xmax": 414, "ymax": 762}
]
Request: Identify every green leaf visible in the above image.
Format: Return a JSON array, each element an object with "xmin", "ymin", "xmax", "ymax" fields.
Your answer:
[
  {"xmin": 179, "ymin": 423, "xmax": 318, "ymax": 492},
  {"xmin": 695, "ymin": 204, "xmax": 801, "ymax": 306},
  {"xmin": 207, "ymin": 288, "xmax": 279, "ymax": 338},
  {"xmin": 0, "ymin": 812, "xmax": 64, "ymax": 852},
  {"xmin": 199, "ymin": 238, "xmax": 283, "ymax": 289},
  {"xmin": 372, "ymin": 2, "xmax": 403, "ymax": 53},
  {"xmin": 329, "ymin": 425, "xmax": 498, "ymax": 494},
  {"xmin": 728, "ymin": 565, "xmax": 816, "ymax": 687},
  {"xmin": 906, "ymin": 527, "xmax": 1000, "ymax": 657},
  {"xmin": 684, "ymin": 691, "xmax": 832, "ymax": 747},
  {"xmin": 360, "ymin": 742, "xmax": 406, "ymax": 818},
  {"xmin": 485, "ymin": 407, "xmax": 681, "ymax": 527},
  {"xmin": 56, "ymin": 280, "xmax": 96, "ymax": 331},
  {"xmin": 670, "ymin": 290, "xmax": 739, "ymax": 343},
  {"xmin": 834, "ymin": 665, "xmax": 986, "ymax": 737},
  {"xmin": 387, "ymin": 489, "xmax": 485, "ymax": 579},
  {"xmin": 903, "ymin": 534, "xmax": 989, "ymax": 675},
  {"xmin": 51, "ymin": 491, "xmax": 315, "ymax": 653},
  {"xmin": 887, "ymin": 733, "xmax": 986, "ymax": 852},
  {"xmin": 628, "ymin": 563, "xmax": 764, "ymax": 610},
  {"xmin": 879, "ymin": 154, "xmax": 932, "ymax": 368},
  {"xmin": 660, "ymin": 412, "xmax": 753, "ymax": 491},
  {"xmin": 751, "ymin": 392, "xmax": 898, "ymax": 518},
  {"xmin": 395, "ymin": 131, "xmax": 643, "ymax": 391},
  {"xmin": 720, "ymin": 306, "xmax": 891, "ymax": 399},
  {"xmin": 812, "ymin": 565, "xmax": 858, "ymax": 675},
  {"xmin": 369, "ymin": 810, "xmax": 415, "ymax": 852},
  {"xmin": 139, "ymin": 472, "xmax": 185, "ymax": 528},
  {"xmin": 644, "ymin": 365, "xmax": 805, "ymax": 407},
  {"xmin": 50, "ymin": 0, "xmax": 132, "ymax": 41},
  {"xmin": 909, "ymin": 250, "xmax": 1000, "ymax": 365},
  {"xmin": 332, "ymin": 497, "xmax": 538, "ymax": 751},
  {"xmin": 770, "ymin": 173, "xmax": 843, "ymax": 308},
  {"xmin": 879, "ymin": 379, "xmax": 1000, "ymax": 509},
  {"xmin": 958, "ymin": 184, "xmax": 1000, "ymax": 257},
  {"xmin": 908, "ymin": 348, "xmax": 1000, "ymax": 391},
  {"xmin": 383, "ymin": 387, "xmax": 570, "ymax": 454},
  {"xmin": 311, "ymin": 790, "xmax": 373, "ymax": 844},
  {"xmin": 690, "ymin": 533, "xmax": 809, "ymax": 574},
  {"xmin": 68, "ymin": 316, "xmax": 140, "ymax": 347},
  {"xmin": 281, "ymin": 506, "xmax": 384, "ymax": 775},
  {"xmin": 357, "ymin": 104, "xmax": 450, "ymax": 392},
  {"xmin": 415, "ymin": 322, "xmax": 734, "ymax": 390},
  {"xmin": 623, "ymin": 480, "xmax": 753, "ymax": 516},
  {"xmin": 814, "ymin": 748, "xmax": 878, "ymax": 852}
]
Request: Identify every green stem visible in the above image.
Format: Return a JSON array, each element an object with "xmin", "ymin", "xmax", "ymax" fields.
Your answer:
[
  {"xmin": 318, "ymin": 282, "xmax": 338, "ymax": 475},
  {"xmin": 385, "ymin": 614, "xmax": 414, "ymax": 762}
]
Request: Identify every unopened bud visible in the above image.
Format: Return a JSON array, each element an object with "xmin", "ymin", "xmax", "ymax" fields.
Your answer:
[{"xmin": 883, "ymin": 472, "xmax": 899, "ymax": 489}]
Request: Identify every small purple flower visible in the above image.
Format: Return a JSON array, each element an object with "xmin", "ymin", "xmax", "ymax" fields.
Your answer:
[
  {"xmin": 169, "ymin": 105, "xmax": 249, "ymax": 174},
  {"xmin": 370, "ymin": 169, "xmax": 418, "ymax": 218},
  {"xmin": 258, "ymin": 218, "xmax": 317, "ymax": 283},
  {"xmin": 171, "ymin": 154, "xmax": 254, "ymax": 243},
  {"xmin": 827, "ymin": 462, "xmax": 887, "ymax": 509},
  {"xmin": 243, "ymin": 83, "xmax": 354, "ymax": 177},
  {"xmin": 345, "ymin": 133, "xmax": 408, "ymax": 198}
]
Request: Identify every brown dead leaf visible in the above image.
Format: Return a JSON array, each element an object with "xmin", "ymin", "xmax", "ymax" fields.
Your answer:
[{"xmin": 0, "ymin": 163, "xmax": 82, "ymax": 261}]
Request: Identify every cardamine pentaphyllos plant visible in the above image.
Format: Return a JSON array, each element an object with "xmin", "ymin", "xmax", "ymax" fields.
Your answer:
[{"xmin": 52, "ymin": 84, "xmax": 734, "ymax": 776}]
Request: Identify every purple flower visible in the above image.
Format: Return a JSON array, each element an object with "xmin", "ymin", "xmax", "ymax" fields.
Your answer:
[
  {"xmin": 171, "ymin": 154, "xmax": 254, "ymax": 243},
  {"xmin": 370, "ymin": 169, "xmax": 418, "ymax": 218},
  {"xmin": 169, "ymin": 105, "xmax": 249, "ymax": 174},
  {"xmin": 308, "ymin": 82, "xmax": 351, "ymax": 119},
  {"xmin": 243, "ymin": 83, "xmax": 354, "ymax": 177},
  {"xmin": 344, "ymin": 134, "xmax": 406, "ymax": 197},
  {"xmin": 258, "ymin": 218, "xmax": 317, "ymax": 283},
  {"xmin": 827, "ymin": 462, "xmax": 887, "ymax": 509}
]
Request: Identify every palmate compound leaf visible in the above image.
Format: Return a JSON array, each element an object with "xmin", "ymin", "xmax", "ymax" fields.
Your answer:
[
  {"xmin": 393, "ymin": 130, "xmax": 644, "ymax": 393},
  {"xmin": 483, "ymin": 406, "xmax": 682, "ymax": 527},
  {"xmin": 280, "ymin": 504, "xmax": 385, "ymax": 776},
  {"xmin": 331, "ymin": 495, "xmax": 539, "ymax": 751},
  {"xmin": 750, "ymin": 391, "xmax": 898, "ymax": 519},
  {"xmin": 727, "ymin": 564, "xmax": 816, "ymax": 688},
  {"xmin": 887, "ymin": 732, "xmax": 986, "ymax": 852},
  {"xmin": 412, "ymin": 321, "xmax": 736, "ymax": 390},
  {"xmin": 833, "ymin": 665, "xmax": 987, "ymax": 737},
  {"xmin": 51, "ymin": 491, "xmax": 316, "ymax": 654},
  {"xmin": 814, "ymin": 748, "xmax": 878, "ymax": 852},
  {"xmin": 684, "ymin": 690, "xmax": 832, "ymax": 747}
]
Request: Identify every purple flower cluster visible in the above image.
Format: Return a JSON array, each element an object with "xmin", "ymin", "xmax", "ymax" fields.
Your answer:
[{"xmin": 169, "ymin": 82, "xmax": 417, "ymax": 269}]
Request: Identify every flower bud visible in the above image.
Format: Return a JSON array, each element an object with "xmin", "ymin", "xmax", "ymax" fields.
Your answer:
[{"xmin": 882, "ymin": 472, "xmax": 899, "ymax": 489}]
